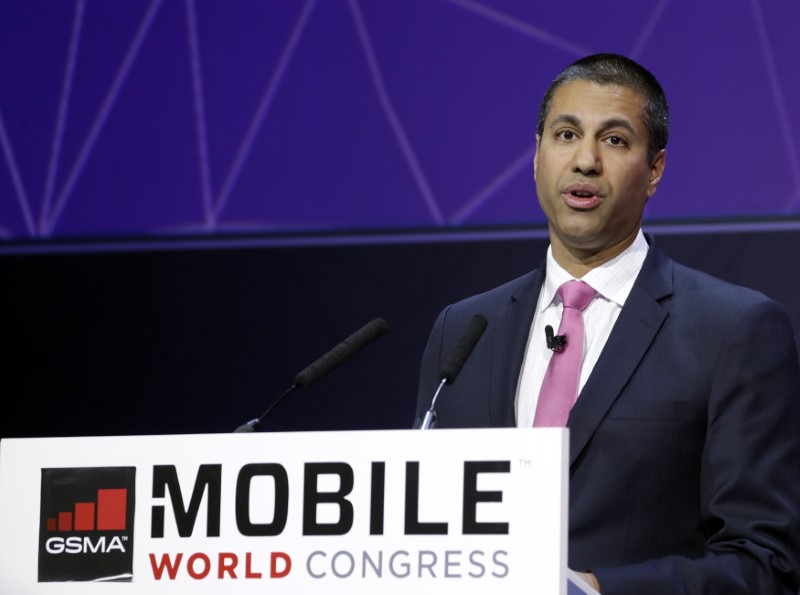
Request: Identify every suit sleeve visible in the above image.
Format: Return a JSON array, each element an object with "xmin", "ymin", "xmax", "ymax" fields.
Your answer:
[{"xmin": 592, "ymin": 298, "xmax": 800, "ymax": 594}]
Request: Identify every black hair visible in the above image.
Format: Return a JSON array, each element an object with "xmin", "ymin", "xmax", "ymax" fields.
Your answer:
[{"xmin": 536, "ymin": 53, "xmax": 669, "ymax": 161}]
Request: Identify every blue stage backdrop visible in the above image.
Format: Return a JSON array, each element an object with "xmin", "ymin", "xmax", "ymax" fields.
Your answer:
[{"xmin": 1, "ymin": 0, "xmax": 799, "ymax": 245}]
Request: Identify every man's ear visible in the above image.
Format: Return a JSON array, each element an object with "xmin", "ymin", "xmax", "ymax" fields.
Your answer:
[
  {"xmin": 533, "ymin": 134, "xmax": 541, "ymax": 177},
  {"xmin": 646, "ymin": 149, "xmax": 666, "ymax": 199}
]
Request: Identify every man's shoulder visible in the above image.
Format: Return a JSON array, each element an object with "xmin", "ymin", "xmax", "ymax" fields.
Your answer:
[
  {"xmin": 671, "ymin": 260, "xmax": 775, "ymax": 307},
  {"xmin": 645, "ymin": 237, "xmax": 778, "ymax": 310},
  {"xmin": 451, "ymin": 268, "xmax": 543, "ymax": 310}
]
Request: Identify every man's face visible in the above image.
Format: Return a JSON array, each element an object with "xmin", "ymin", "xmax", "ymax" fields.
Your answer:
[{"xmin": 534, "ymin": 80, "xmax": 665, "ymax": 261}]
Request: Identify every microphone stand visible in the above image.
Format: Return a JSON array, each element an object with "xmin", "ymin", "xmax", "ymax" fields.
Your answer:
[
  {"xmin": 233, "ymin": 384, "xmax": 298, "ymax": 433},
  {"xmin": 419, "ymin": 378, "xmax": 446, "ymax": 430}
]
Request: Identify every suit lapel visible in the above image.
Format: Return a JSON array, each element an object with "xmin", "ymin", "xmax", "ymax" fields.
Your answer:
[
  {"xmin": 567, "ymin": 239, "xmax": 675, "ymax": 466},
  {"xmin": 489, "ymin": 268, "xmax": 545, "ymax": 427}
]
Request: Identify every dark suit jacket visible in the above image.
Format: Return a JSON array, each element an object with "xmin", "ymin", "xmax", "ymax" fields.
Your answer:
[{"xmin": 416, "ymin": 236, "xmax": 800, "ymax": 595}]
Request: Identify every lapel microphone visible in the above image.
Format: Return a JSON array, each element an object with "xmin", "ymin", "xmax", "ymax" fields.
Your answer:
[{"xmin": 545, "ymin": 324, "xmax": 567, "ymax": 352}]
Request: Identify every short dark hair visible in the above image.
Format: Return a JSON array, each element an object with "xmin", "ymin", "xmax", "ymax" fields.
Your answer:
[{"xmin": 536, "ymin": 53, "xmax": 669, "ymax": 162}]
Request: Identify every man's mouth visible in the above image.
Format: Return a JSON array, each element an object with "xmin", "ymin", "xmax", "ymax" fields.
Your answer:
[{"xmin": 562, "ymin": 184, "xmax": 603, "ymax": 209}]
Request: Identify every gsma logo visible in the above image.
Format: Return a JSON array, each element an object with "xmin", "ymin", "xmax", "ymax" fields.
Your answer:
[{"xmin": 38, "ymin": 467, "xmax": 136, "ymax": 582}]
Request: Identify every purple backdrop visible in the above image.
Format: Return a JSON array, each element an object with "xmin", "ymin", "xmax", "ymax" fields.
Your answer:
[{"xmin": 1, "ymin": 0, "xmax": 799, "ymax": 244}]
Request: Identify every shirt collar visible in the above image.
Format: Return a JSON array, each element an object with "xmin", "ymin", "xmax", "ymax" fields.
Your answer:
[{"xmin": 540, "ymin": 229, "xmax": 649, "ymax": 311}]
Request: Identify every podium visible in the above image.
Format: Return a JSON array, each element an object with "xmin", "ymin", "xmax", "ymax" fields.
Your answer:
[{"xmin": 0, "ymin": 429, "xmax": 598, "ymax": 594}]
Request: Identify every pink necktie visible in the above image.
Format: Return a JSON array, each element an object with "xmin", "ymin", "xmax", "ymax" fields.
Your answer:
[{"xmin": 533, "ymin": 280, "xmax": 597, "ymax": 427}]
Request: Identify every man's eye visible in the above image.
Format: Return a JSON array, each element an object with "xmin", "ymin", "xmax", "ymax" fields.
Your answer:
[
  {"xmin": 607, "ymin": 136, "xmax": 627, "ymax": 146},
  {"xmin": 557, "ymin": 130, "xmax": 576, "ymax": 141}
]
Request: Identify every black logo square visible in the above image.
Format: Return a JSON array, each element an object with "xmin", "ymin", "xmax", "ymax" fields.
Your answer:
[{"xmin": 38, "ymin": 467, "xmax": 136, "ymax": 582}]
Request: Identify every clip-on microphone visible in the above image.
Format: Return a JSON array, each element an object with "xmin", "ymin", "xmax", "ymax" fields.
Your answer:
[{"xmin": 545, "ymin": 324, "xmax": 567, "ymax": 352}]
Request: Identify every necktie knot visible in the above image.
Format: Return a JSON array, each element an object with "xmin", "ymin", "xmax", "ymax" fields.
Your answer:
[{"xmin": 557, "ymin": 280, "xmax": 596, "ymax": 312}]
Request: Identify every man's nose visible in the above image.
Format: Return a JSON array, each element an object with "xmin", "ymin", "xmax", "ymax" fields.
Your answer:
[{"xmin": 572, "ymin": 139, "xmax": 602, "ymax": 175}]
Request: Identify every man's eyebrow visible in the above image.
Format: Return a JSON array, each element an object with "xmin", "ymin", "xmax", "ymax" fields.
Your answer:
[
  {"xmin": 548, "ymin": 114, "xmax": 637, "ymax": 135},
  {"xmin": 549, "ymin": 114, "xmax": 580, "ymax": 129},
  {"xmin": 599, "ymin": 117, "xmax": 636, "ymax": 135}
]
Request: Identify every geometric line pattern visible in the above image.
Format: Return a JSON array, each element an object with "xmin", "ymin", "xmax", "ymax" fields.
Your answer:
[
  {"xmin": 748, "ymin": 0, "xmax": 800, "ymax": 207},
  {"xmin": 41, "ymin": 0, "xmax": 86, "ymax": 235},
  {"xmin": 0, "ymin": 0, "xmax": 798, "ymax": 247},
  {"xmin": 43, "ymin": 0, "xmax": 164, "ymax": 236}
]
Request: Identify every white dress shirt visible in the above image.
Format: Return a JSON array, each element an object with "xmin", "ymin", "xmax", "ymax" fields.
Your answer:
[{"xmin": 515, "ymin": 230, "xmax": 649, "ymax": 427}]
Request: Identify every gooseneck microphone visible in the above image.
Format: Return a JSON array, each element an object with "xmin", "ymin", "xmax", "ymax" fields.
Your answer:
[
  {"xmin": 419, "ymin": 314, "xmax": 488, "ymax": 430},
  {"xmin": 234, "ymin": 318, "xmax": 390, "ymax": 432},
  {"xmin": 545, "ymin": 324, "xmax": 567, "ymax": 352},
  {"xmin": 293, "ymin": 318, "xmax": 390, "ymax": 388}
]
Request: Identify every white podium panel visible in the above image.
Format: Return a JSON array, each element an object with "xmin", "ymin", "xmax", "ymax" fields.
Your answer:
[{"xmin": 0, "ymin": 428, "xmax": 580, "ymax": 594}]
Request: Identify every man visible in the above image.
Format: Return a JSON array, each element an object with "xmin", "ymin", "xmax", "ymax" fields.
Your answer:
[{"xmin": 416, "ymin": 54, "xmax": 800, "ymax": 594}]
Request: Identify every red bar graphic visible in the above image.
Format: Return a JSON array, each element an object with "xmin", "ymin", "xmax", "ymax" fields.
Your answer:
[
  {"xmin": 58, "ymin": 511, "xmax": 73, "ymax": 531},
  {"xmin": 47, "ymin": 518, "xmax": 57, "ymax": 531},
  {"xmin": 74, "ymin": 502, "xmax": 95, "ymax": 531},
  {"xmin": 97, "ymin": 488, "xmax": 127, "ymax": 530}
]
